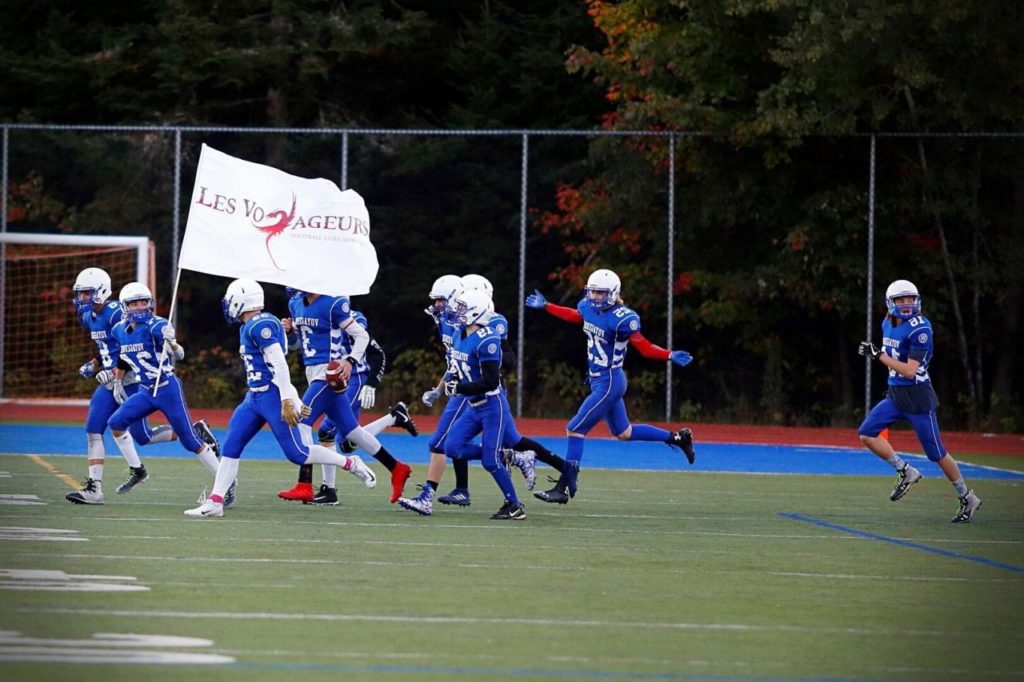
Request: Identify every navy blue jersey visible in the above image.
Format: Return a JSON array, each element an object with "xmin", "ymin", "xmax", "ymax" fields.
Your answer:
[
  {"xmin": 881, "ymin": 315, "xmax": 933, "ymax": 386},
  {"xmin": 79, "ymin": 301, "xmax": 124, "ymax": 370},
  {"xmin": 576, "ymin": 298, "xmax": 641, "ymax": 373},
  {"xmin": 288, "ymin": 294, "xmax": 351, "ymax": 367},
  {"xmin": 239, "ymin": 312, "xmax": 289, "ymax": 391},
  {"xmin": 451, "ymin": 326, "xmax": 502, "ymax": 401},
  {"xmin": 111, "ymin": 316, "xmax": 174, "ymax": 388}
]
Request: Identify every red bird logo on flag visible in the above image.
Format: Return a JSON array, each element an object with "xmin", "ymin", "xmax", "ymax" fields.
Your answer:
[{"xmin": 252, "ymin": 193, "xmax": 296, "ymax": 270}]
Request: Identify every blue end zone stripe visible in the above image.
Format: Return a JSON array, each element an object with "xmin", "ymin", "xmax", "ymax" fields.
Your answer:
[{"xmin": 780, "ymin": 513, "xmax": 1024, "ymax": 574}]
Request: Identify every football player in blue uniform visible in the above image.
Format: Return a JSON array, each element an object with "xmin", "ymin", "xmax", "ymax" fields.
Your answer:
[
  {"xmin": 103, "ymin": 282, "xmax": 227, "ymax": 501},
  {"xmin": 281, "ymin": 307, "xmax": 418, "ymax": 505},
  {"xmin": 185, "ymin": 279, "xmax": 377, "ymax": 518},
  {"xmin": 525, "ymin": 268, "xmax": 696, "ymax": 504},
  {"xmin": 397, "ymin": 275, "xmax": 472, "ymax": 512},
  {"xmin": 421, "ymin": 274, "xmax": 565, "ymax": 510},
  {"xmin": 857, "ymin": 279, "xmax": 982, "ymax": 522},
  {"xmin": 65, "ymin": 268, "xmax": 198, "ymax": 505},
  {"xmin": 278, "ymin": 290, "xmax": 412, "ymax": 505},
  {"xmin": 401, "ymin": 289, "xmax": 526, "ymax": 520}
]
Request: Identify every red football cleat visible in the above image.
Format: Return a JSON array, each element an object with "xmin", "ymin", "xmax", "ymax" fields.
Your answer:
[
  {"xmin": 278, "ymin": 481, "xmax": 314, "ymax": 503},
  {"xmin": 390, "ymin": 462, "xmax": 412, "ymax": 503}
]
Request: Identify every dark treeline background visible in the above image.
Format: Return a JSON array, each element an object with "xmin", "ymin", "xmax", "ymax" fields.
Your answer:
[{"xmin": 1, "ymin": 0, "xmax": 1022, "ymax": 431}]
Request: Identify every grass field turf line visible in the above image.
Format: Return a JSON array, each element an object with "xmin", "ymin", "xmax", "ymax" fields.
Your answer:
[{"xmin": 0, "ymin": 452, "xmax": 1022, "ymax": 681}]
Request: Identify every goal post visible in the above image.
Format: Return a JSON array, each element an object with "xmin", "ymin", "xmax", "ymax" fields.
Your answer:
[{"xmin": 0, "ymin": 232, "xmax": 155, "ymax": 399}]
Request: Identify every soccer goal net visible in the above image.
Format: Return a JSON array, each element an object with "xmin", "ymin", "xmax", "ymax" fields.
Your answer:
[{"xmin": 0, "ymin": 233, "xmax": 155, "ymax": 400}]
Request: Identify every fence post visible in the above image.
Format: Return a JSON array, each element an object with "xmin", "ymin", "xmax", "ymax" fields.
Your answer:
[
  {"xmin": 864, "ymin": 134, "xmax": 877, "ymax": 415},
  {"xmin": 170, "ymin": 128, "xmax": 182, "ymax": 324},
  {"xmin": 516, "ymin": 133, "xmax": 529, "ymax": 417},
  {"xmin": 340, "ymin": 132, "xmax": 349, "ymax": 190},
  {"xmin": 665, "ymin": 133, "xmax": 676, "ymax": 421},
  {"xmin": 0, "ymin": 126, "xmax": 8, "ymax": 397}
]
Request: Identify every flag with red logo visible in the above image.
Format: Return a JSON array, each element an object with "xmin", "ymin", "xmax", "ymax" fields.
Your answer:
[{"xmin": 179, "ymin": 144, "xmax": 379, "ymax": 295}]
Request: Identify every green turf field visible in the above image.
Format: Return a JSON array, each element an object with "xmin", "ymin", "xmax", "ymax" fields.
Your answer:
[{"xmin": 1, "ymin": 453, "xmax": 1022, "ymax": 681}]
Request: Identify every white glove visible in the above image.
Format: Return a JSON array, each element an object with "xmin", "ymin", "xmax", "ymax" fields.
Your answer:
[
  {"xmin": 358, "ymin": 385, "xmax": 376, "ymax": 410},
  {"xmin": 95, "ymin": 369, "xmax": 116, "ymax": 386},
  {"xmin": 421, "ymin": 387, "xmax": 442, "ymax": 407},
  {"xmin": 444, "ymin": 379, "xmax": 460, "ymax": 397},
  {"xmin": 111, "ymin": 379, "xmax": 127, "ymax": 404},
  {"xmin": 79, "ymin": 361, "xmax": 97, "ymax": 379},
  {"xmin": 161, "ymin": 324, "xmax": 176, "ymax": 343}
]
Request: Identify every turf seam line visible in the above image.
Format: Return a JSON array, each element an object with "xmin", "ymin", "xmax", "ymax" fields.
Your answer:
[{"xmin": 779, "ymin": 513, "xmax": 1024, "ymax": 574}]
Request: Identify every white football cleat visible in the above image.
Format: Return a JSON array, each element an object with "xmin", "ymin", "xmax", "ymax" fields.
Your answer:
[
  {"xmin": 346, "ymin": 455, "xmax": 377, "ymax": 488},
  {"xmin": 184, "ymin": 499, "xmax": 224, "ymax": 518}
]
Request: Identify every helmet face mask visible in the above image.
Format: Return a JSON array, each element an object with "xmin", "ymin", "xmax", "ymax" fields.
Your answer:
[
  {"xmin": 119, "ymin": 282, "xmax": 155, "ymax": 324},
  {"xmin": 584, "ymin": 268, "xmax": 621, "ymax": 312},
  {"xmin": 885, "ymin": 279, "xmax": 921, "ymax": 320},
  {"xmin": 223, "ymin": 278, "xmax": 265, "ymax": 324},
  {"xmin": 426, "ymin": 274, "xmax": 463, "ymax": 321},
  {"xmin": 73, "ymin": 267, "xmax": 112, "ymax": 315}
]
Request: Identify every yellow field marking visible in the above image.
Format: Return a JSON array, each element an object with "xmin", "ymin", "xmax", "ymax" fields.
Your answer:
[{"xmin": 29, "ymin": 455, "xmax": 80, "ymax": 489}]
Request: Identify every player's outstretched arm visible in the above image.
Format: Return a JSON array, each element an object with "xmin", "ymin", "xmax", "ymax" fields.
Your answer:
[
  {"xmin": 627, "ymin": 332, "xmax": 693, "ymax": 366},
  {"xmin": 527, "ymin": 290, "xmax": 584, "ymax": 324}
]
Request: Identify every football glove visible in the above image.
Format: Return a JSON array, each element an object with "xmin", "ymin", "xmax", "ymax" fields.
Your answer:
[
  {"xmin": 281, "ymin": 400, "xmax": 310, "ymax": 427},
  {"xmin": 525, "ymin": 290, "xmax": 547, "ymax": 309},
  {"xmin": 670, "ymin": 350, "xmax": 693, "ymax": 367},
  {"xmin": 422, "ymin": 387, "xmax": 442, "ymax": 407},
  {"xmin": 161, "ymin": 324, "xmax": 176, "ymax": 343},
  {"xmin": 111, "ymin": 379, "xmax": 127, "ymax": 404},
  {"xmin": 444, "ymin": 379, "xmax": 460, "ymax": 397},
  {"xmin": 358, "ymin": 385, "xmax": 376, "ymax": 410},
  {"xmin": 95, "ymin": 369, "xmax": 116, "ymax": 386},
  {"xmin": 858, "ymin": 341, "xmax": 881, "ymax": 360},
  {"xmin": 79, "ymin": 361, "xmax": 97, "ymax": 379}
]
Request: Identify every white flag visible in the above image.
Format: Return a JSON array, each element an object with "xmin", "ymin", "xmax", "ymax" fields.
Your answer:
[{"xmin": 179, "ymin": 144, "xmax": 378, "ymax": 296}]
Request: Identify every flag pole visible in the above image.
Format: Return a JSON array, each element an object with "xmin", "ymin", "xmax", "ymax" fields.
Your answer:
[{"xmin": 151, "ymin": 266, "xmax": 183, "ymax": 397}]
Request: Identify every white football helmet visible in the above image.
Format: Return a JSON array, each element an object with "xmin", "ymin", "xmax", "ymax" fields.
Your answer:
[
  {"xmin": 460, "ymin": 274, "xmax": 494, "ymax": 299},
  {"xmin": 449, "ymin": 289, "xmax": 494, "ymax": 328},
  {"xmin": 426, "ymin": 274, "xmax": 464, "ymax": 320},
  {"xmin": 885, "ymin": 279, "xmax": 921, "ymax": 319},
  {"xmin": 584, "ymin": 268, "xmax": 621, "ymax": 311},
  {"xmin": 72, "ymin": 267, "xmax": 112, "ymax": 314},
  {"xmin": 119, "ymin": 282, "xmax": 155, "ymax": 323},
  {"xmin": 223, "ymin": 278, "xmax": 265, "ymax": 323}
]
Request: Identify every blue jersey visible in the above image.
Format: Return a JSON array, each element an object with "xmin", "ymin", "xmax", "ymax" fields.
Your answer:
[
  {"xmin": 451, "ymin": 326, "xmax": 502, "ymax": 402},
  {"xmin": 239, "ymin": 312, "xmax": 289, "ymax": 391},
  {"xmin": 881, "ymin": 315, "xmax": 933, "ymax": 386},
  {"xmin": 339, "ymin": 310, "xmax": 369, "ymax": 375},
  {"xmin": 577, "ymin": 299, "xmax": 641, "ymax": 373},
  {"xmin": 489, "ymin": 312, "xmax": 509, "ymax": 342},
  {"xmin": 79, "ymin": 301, "xmax": 124, "ymax": 371},
  {"xmin": 435, "ymin": 315, "xmax": 461, "ymax": 377},
  {"xmin": 288, "ymin": 294, "xmax": 351, "ymax": 367},
  {"xmin": 111, "ymin": 316, "xmax": 174, "ymax": 388}
]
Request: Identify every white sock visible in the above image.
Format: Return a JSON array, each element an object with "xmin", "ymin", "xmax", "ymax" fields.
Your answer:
[
  {"xmin": 86, "ymin": 434, "xmax": 104, "ymax": 481},
  {"xmin": 113, "ymin": 431, "xmax": 143, "ymax": 468},
  {"xmin": 304, "ymin": 444, "xmax": 351, "ymax": 468},
  {"xmin": 322, "ymin": 464, "xmax": 337, "ymax": 488},
  {"xmin": 195, "ymin": 444, "xmax": 219, "ymax": 475},
  {"xmin": 344, "ymin": 427, "xmax": 382, "ymax": 456},
  {"xmin": 148, "ymin": 424, "xmax": 175, "ymax": 444},
  {"xmin": 888, "ymin": 454, "xmax": 906, "ymax": 471},
  {"xmin": 211, "ymin": 457, "xmax": 240, "ymax": 500},
  {"xmin": 364, "ymin": 414, "xmax": 394, "ymax": 436}
]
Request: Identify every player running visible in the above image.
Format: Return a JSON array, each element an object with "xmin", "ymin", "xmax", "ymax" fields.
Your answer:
[
  {"xmin": 524, "ymin": 268, "xmax": 696, "ymax": 504},
  {"xmin": 185, "ymin": 279, "xmax": 376, "ymax": 518}
]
